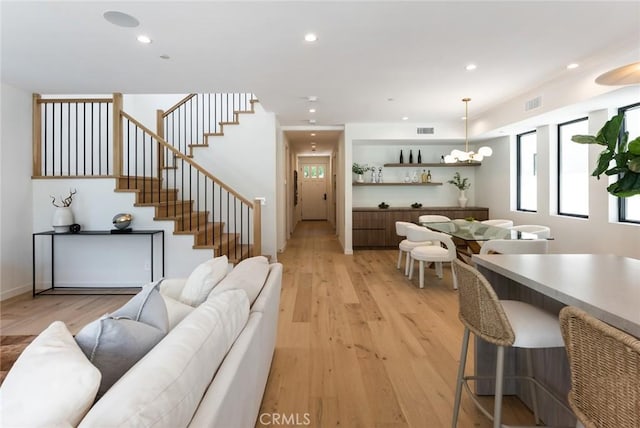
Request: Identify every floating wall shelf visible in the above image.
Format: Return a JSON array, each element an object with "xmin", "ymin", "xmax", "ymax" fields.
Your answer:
[{"xmin": 383, "ymin": 162, "xmax": 481, "ymax": 167}]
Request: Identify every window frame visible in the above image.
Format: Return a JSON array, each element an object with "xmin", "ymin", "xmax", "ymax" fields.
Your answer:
[
  {"xmin": 516, "ymin": 130, "xmax": 537, "ymax": 212},
  {"xmin": 557, "ymin": 117, "xmax": 589, "ymax": 218},
  {"xmin": 618, "ymin": 102, "xmax": 640, "ymax": 224}
]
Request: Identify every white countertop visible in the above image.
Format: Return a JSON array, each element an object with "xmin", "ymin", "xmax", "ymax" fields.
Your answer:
[{"xmin": 472, "ymin": 254, "xmax": 640, "ymax": 338}]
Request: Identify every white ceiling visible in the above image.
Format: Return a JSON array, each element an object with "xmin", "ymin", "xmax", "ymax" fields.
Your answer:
[{"xmin": 2, "ymin": 1, "xmax": 639, "ymax": 154}]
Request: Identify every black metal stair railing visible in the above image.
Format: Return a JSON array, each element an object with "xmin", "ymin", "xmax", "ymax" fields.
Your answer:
[
  {"xmin": 120, "ymin": 111, "xmax": 259, "ymax": 260},
  {"xmin": 159, "ymin": 93, "xmax": 255, "ymax": 160},
  {"xmin": 32, "ymin": 95, "xmax": 113, "ymax": 177}
]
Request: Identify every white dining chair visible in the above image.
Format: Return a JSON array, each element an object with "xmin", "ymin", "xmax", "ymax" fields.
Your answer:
[
  {"xmin": 396, "ymin": 221, "xmax": 432, "ymax": 275},
  {"xmin": 509, "ymin": 224, "xmax": 551, "ymax": 239},
  {"xmin": 481, "ymin": 219, "xmax": 514, "ymax": 228},
  {"xmin": 418, "ymin": 214, "xmax": 451, "ymax": 223},
  {"xmin": 406, "ymin": 225, "xmax": 457, "ymax": 289},
  {"xmin": 479, "ymin": 239, "xmax": 548, "ymax": 255}
]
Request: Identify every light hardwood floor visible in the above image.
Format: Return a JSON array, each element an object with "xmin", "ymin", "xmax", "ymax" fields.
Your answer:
[
  {"xmin": 257, "ymin": 221, "xmax": 533, "ymax": 428},
  {"xmin": 0, "ymin": 220, "xmax": 534, "ymax": 427}
]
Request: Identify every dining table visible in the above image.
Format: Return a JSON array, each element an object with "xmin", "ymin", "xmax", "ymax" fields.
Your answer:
[{"xmin": 421, "ymin": 220, "xmax": 540, "ymax": 257}]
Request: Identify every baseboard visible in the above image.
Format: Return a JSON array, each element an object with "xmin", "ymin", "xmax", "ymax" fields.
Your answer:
[{"xmin": 0, "ymin": 283, "xmax": 31, "ymax": 302}]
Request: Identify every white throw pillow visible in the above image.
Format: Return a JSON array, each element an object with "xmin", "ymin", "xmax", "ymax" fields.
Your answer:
[
  {"xmin": 0, "ymin": 321, "xmax": 101, "ymax": 427},
  {"xmin": 162, "ymin": 294, "xmax": 196, "ymax": 330},
  {"xmin": 210, "ymin": 256, "xmax": 269, "ymax": 305},
  {"xmin": 179, "ymin": 255, "xmax": 229, "ymax": 306},
  {"xmin": 79, "ymin": 289, "xmax": 250, "ymax": 428}
]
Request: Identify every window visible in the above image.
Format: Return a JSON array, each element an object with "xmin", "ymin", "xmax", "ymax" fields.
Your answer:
[
  {"xmin": 558, "ymin": 118, "xmax": 589, "ymax": 217},
  {"xmin": 302, "ymin": 164, "xmax": 325, "ymax": 180},
  {"xmin": 517, "ymin": 131, "xmax": 537, "ymax": 212},
  {"xmin": 619, "ymin": 103, "xmax": 640, "ymax": 223}
]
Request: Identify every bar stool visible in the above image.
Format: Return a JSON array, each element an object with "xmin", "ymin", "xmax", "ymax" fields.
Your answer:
[
  {"xmin": 560, "ymin": 306, "xmax": 640, "ymax": 428},
  {"xmin": 451, "ymin": 259, "xmax": 571, "ymax": 428},
  {"xmin": 395, "ymin": 221, "xmax": 433, "ymax": 275}
]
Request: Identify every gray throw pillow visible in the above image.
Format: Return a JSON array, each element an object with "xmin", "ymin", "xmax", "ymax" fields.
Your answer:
[
  {"xmin": 75, "ymin": 281, "xmax": 169, "ymax": 398},
  {"xmin": 75, "ymin": 317, "xmax": 165, "ymax": 399},
  {"xmin": 111, "ymin": 279, "xmax": 169, "ymax": 332}
]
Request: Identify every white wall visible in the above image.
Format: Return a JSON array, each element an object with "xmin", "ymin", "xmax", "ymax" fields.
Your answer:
[
  {"xmin": 191, "ymin": 103, "xmax": 278, "ymax": 260},
  {"xmin": 0, "ymin": 83, "xmax": 33, "ymax": 299},
  {"xmin": 123, "ymin": 94, "xmax": 187, "ymax": 132},
  {"xmin": 32, "ymin": 179, "xmax": 212, "ymax": 289},
  {"xmin": 475, "ymin": 108, "xmax": 640, "ymax": 258},
  {"xmin": 351, "ymin": 143, "xmax": 478, "ymax": 208},
  {"xmin": 276, "ymin": 120, "xmax": 287, "ymax": 253}
]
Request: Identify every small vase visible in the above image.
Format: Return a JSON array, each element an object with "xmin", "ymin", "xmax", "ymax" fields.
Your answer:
[
  {"xmin": 458, "ymin": 190, "xmax": 468, "ymax": 208},
  {"xmin": 52, "ymin": 206, "xmax": 74, "ymax": 233},
  {"xmin": 356, "ymin": 174, "xmax": 364, "ymax": 183}
]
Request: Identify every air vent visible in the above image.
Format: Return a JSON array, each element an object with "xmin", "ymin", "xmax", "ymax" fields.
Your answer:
[
  {"xmin": 417, "ymin": 127, "xmax": 434, "ymax": 135},
  {"xmin": 524, "ymin": 96, "xmax": 542, "ymax": 111}
]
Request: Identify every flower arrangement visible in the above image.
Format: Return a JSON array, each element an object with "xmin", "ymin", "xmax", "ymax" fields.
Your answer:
[
  {"xmin": 352, "ymin": 163, "xmax": 372, "ymax": 175},
  {"xmin": 448, "ymin": 172, "xmax": 471, "ymax": 190}
]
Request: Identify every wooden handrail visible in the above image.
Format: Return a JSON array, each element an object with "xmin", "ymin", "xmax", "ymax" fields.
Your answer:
[
  {"xmin": 162, "ymin": 94, "xmax": 197, "ymax": 117},
  {"xmin": 120, "ymin": 111, "xmax": 254, "ymax": 208},
  {"xmin": 32, "ymin": 93, "xmax": 42, "ymax": 176},
  {"xmin": 37, "ymin": 97, "xmax": 113, "ymax": 104}
]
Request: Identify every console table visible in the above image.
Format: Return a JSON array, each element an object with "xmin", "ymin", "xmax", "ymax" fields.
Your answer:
[{"xmin": 32, "ymin": 230, "xmax": 164, "ymax": 296}]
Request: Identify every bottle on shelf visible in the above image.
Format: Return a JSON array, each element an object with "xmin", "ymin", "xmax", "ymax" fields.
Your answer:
[
  {"xmin": 427, "ymin": 170, "xmax": 432, "ymax": 182},
  {"xmin": 412, "ymin": 170, "xmax": 419, "ymax": 182},
  {"xmin": 421, "ymin": 169, "xmax": 428, "ymax": 183},
  {"xmin": 417, "ymin": 150, "xmax": 422, "ymax": 163},
  {"xmin": 404, "ymin": 172, "xmax": 411, "ymax": 183},
  {"xmin": 440, "ymin": 155, "xmax": 445, "ymax": 163},
  {"xmin": 400, "ymin": 150, "xmax": 404, "ymax": 164},
  {"xmin": 409, "ymin": 150, "xmax": 414, "ymax": 164},
  {"xmin": 377, "ymin": 167, "xmax": 383, "ymax": 183},
  {"xmin": 371, "ymin": 168, "xmax": 377, "ymax": 183}
]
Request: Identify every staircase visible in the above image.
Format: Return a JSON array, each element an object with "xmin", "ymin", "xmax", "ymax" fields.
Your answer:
[
  {"xmin": 32, "ymin": 92, "xmax": 262, "ymax": 264},
  {"xmin": 114, "ymin": 176, "xmax": 251, "ymax": 262}
]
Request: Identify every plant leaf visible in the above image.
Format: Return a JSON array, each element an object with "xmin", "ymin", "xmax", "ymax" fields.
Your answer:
[
  {"xmin": 629, "ymin": 157, "xmax": 640, "ymax": 173},
  {"xmin": 596, "ymin": 114, "xmax": 623, "ymax": 149},
  {"xmin": 571, "ymin": 135, "xmax": 601, "ymax": 145},
  {"xmin": 628, "ymin": 137, "xmax": 640, "ymax": 155},
  {"xmin": 592, "ymin": 149, "xmax": 614, "ymax": 177},
  {"xmin": 607, "ymin": 171, "xmax": 640, "ymax": 197}
]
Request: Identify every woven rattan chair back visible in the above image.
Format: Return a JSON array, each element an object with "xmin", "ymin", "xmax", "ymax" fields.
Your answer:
[
  {"xmin": 452, "ymin": 259, "xmax": 515, "ymax": 347},
  {"xmin": 559, "ymin": 306, "xmax": 640, "ymax": 428}
]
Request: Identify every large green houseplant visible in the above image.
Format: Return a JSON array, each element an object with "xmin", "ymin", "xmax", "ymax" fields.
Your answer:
[{"xmin": 572, "ymin": 113, "xmax": 640, "ymax": 197}]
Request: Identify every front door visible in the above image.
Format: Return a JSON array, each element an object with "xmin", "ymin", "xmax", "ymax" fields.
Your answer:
[{"xmin": 300, "ymin": 163, "xmax": 327, "ymax": 220}]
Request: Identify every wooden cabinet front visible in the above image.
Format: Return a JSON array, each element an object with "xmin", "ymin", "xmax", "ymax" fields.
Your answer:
[{"xmin": 352, "ymin": 207, "xmax": 489, "ymax": 248}]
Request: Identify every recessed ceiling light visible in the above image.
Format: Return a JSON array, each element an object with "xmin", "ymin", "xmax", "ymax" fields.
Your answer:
[
  {"xmin": 307, "ymin": 95, "xmax": 318, "ymax": 102},
  {"xmin": 387, "ymin": 97, "xmax": 394, "ymax": 102},
  {"xmin": 461, "ymin": 116, "xmax": 467, "ymax": 120},
  {"xmin": 465, "ymin": 63, "xmax": 477, "ymax": 71},
  {"xmin": 159, "ymin": 54, "xmax": 170, "ymax": 60},
  {"xmin": 304, "ymin": 33, "xmax": 317, "ymax": 42},
  {"xmin": 310, "ymin": 133, "xmax": 316, "ymax": 136},
  {"xmin": 137, "ymin": 35, "xmax": 152, "ymax": 44},
  {"xmin": 567, "ymin": 63, "xmax": 579, "ymax": 70},
  {"xmin": 402, "ymin": 116, "xmax": 409, "ymax": 121},
  {"xmin": 309, "ymin": 119, "xmax": 316, "ymax": 124},
  {"xmin": 103, "ymin": 11, "xmax": 139, "ymax": 28},
  {"xmin": 309, "ymin": 108, "xmax": 316, "ymax": 113}
]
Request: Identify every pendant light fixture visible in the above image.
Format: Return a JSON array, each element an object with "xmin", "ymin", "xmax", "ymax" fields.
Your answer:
[{"xmin": 444, "ymin": 98, "xmax": 492, "ymax": 163}]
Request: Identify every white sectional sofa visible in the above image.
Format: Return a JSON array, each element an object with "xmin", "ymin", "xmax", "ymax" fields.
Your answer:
[{"xmin": 0, "ymin": 256, "xmax": 283, "ymax": 428}]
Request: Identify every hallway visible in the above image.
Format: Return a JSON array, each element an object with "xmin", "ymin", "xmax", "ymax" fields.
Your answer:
[{"xmin": 258, "ymin": 221, "xmax": 532, "ymax": 427}]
